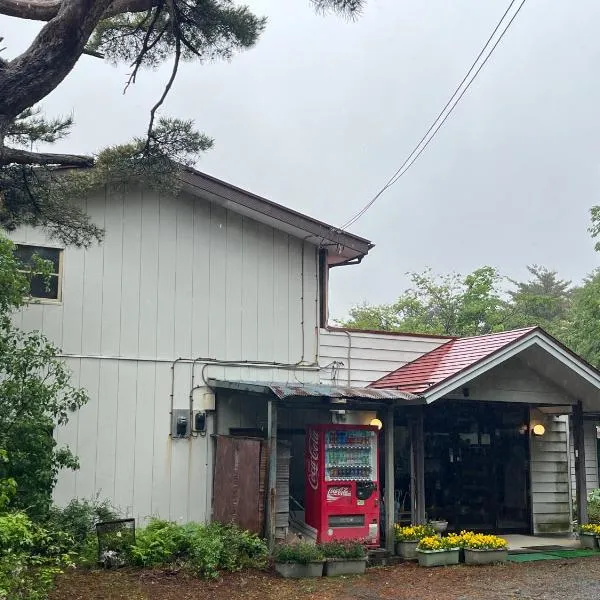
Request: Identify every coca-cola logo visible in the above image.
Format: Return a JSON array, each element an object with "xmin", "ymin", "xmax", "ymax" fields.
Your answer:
[
  {"xmin": 327, "ymin": 486, "xmax": 351, "ymax": 501},
  {"xmin": 308, "ymin": 430, "xmax": 319, "ymax": 490}
]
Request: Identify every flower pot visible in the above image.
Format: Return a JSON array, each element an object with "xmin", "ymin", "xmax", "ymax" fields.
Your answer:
[
  {"xmin": 324, "ymin": 558, "xmax": 367, "ymax": 576},
  {"xmin": 579, "ymin": 533, "xmax": 599, "ymax": 550},
  {"xmin": 464, "ymin": 548, "xmax": 508, "ymax": 565},
  {"xmin": 429, "ymin": 520, "xmax": 448, "ymax": 535},
  {"xmin": 274, "ymin": 561, "xmax": 324, "ymax": 578},
  {"xmin": 396, "ymin": 540, "xmax": 419, "ymax": 559},
  {"xmin": 417, "ymin": 549, "xmax": 459, "ymax": 567}
]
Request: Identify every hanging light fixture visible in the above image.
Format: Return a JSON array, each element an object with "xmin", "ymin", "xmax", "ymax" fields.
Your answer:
[{"xmin": 370, "ymin": 418, "xmax": 383, "ymax": 430}]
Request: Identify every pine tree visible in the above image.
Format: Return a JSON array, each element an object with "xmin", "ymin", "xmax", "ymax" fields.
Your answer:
[{"xmin": 0, "ymin": 0, "xmax": 364, "ymax": 246}]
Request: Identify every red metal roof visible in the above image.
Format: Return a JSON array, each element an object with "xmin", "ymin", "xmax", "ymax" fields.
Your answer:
[{"xmin": 369, "ymin": 327, "xmax": 539, "ymax": 394}]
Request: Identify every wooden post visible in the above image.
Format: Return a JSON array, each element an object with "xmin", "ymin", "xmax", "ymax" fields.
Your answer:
[
  {"xmin": 410, "ymin": 407, "xmax": 426, "ymax": 524},
  {"xmin": 384, "ymin": 404, "xmax": 395, "ymax": 553},
  {"xmin": 265, "ymin": 398, "xmax": 278, "ymax": 549},
  {"xmin": 573, "ymin": 401, "xmax": 588, "ymax": 525}
]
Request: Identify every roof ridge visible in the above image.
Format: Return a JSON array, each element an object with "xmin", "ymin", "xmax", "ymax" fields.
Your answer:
[
  {"xmin": 454, "ymin": 326, "xmax": 539, "ymax": 342},
  {"xmin": 369, "ymin": 327, "xmax": 541, "ymax": 392}
]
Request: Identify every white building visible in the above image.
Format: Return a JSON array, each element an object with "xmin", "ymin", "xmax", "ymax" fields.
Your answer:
[
  {"xmin": 8, "ymin": 167, "xmax": 600, "ymax": 541},
  {"xmin": 9, "ymin": 168, "xmax": 371, "ymax": 524}
]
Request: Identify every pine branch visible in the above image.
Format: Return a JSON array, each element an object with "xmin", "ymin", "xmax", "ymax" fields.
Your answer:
[
  {"xmin": 0, "ymin": 147, "xmax": 93, "ymax": 166},
  {"xmin": 145, "ymin": 23, "xmax": 181, "ymax": 148},
  {"xmin": 0, "ymin": 0, "xmax": 160, "ymax": 22},
  {"xmin": 82, "ymin": 47, "xmax": 105, "ymax": 59}
]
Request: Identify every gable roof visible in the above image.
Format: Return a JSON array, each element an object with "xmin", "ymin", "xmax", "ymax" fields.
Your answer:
[
  {"xmin": 56, "ymin": 163, "xmax": 374, "ymax": 266},
  {"xmin": 370, "ymin": 327, "xmax": 537, "ymax": 395},
  {"xmin": 179, "ymin": 167, "xmax": 373, "ymax": 266}
]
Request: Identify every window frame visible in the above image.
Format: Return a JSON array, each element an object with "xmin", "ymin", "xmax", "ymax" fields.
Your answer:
[{"xmin": 14, "ymin": 242, "xmax": 64, "ymax": 304}]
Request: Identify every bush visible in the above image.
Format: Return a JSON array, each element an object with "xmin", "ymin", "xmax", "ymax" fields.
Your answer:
[
  {"xmin": 45, "ymin": 498, "xmax": 120, "ymax": 566},
  {"xmin": 0, "ymin": 510, "xmax": 73, "ymax": 600},
  {"xmin": 588, "ymin": 489, "xmax": 600, "ymax": 524},
  {"xmin": 129, "ymin": 520, "xmax": 268, "ymax": 579},
  {"xmin": 319, "ymin": 540, "xmax": 366, "ymax": 559},
  {"xmin": 129, "ymin": 519, "xmax": 185, "ymax": 567},
  {"xmin": 272, "ymin": 542, "xmax": 323, "ymax": 564}
]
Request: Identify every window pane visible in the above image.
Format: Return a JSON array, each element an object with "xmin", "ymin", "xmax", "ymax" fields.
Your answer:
[
  {"xmin": 29, "ymin": 274, "xmax": 59, "ymax": 300},
  {"xmin": 14, "ymin": 245, "xmax": 60, "ymax": 273}
]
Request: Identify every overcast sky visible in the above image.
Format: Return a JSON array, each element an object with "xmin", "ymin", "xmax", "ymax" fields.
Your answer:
[{"xmin": 3, "ymin": 0, "xmax": 600, "ymax": 320}]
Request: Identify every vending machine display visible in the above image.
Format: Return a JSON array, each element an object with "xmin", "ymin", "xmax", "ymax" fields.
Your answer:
[{"xmin": 305, "ymin": 424, "xmax": 380, "ymax": 546}]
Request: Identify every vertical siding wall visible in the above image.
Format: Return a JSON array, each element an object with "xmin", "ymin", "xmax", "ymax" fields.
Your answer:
[
  {"xmin": 9, "ymin": 184, "xmax": 319, "ymax": 523},
  {"xmin": 319, "ymin": 329, "xmax": 448, "ymax": 387},
  {"xmin": 530, "ymin": 416, "xmax": 571, "ymax": 534},
  {"xmin": 569, "ymin": 420, "xmax": 599, "ymax": 495}
]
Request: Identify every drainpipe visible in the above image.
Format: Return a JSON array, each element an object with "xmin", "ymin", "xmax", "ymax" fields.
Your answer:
[{"xmin": 343, "ymin": 330, "xmax": 353, "ymax": 386}]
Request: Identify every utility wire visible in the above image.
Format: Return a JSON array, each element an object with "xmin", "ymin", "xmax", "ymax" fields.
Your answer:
[{"xmin": 340, "ymin": 0, "xmax": 528, "ymax": 231}]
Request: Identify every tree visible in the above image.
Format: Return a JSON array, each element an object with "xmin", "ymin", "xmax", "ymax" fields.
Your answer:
[
  {"xmin": 503, "ymin": 265, "xmax": 572, "ymax": 337},
  {"xmin": 0, "ymin": 234, "xmax": 88, "ymax": 519},
  {"xmin": 341, "ymin": 267, "xmax": 505, "ymax": 336},
  {"xmin": 0, "ymin": 0, "xmax": 363, "ymax": 247},
  {"xmin": 566, "ymin": 269, "xmax": 600, "ymax": 368},
  {"xmin": 589, "ymin": 206, "xmax": 600, "ymax": 252}
]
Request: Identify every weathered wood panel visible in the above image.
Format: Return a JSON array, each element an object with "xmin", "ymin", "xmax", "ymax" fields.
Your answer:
[
  {"xmin": 569, "ymin": 419, "xmax": 599, "ymax": 495},
  {"xmin": 530, "ymin": 416, "xmax": 571, "ymax": 534},
  {"xmin": 213, "ymin": 436, "xmax": 262, "ymax": 534}
]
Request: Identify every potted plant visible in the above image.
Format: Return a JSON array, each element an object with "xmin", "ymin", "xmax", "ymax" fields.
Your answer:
[
  {"xmin": 272, "ymin": 542, "xmax": 324, "ymax": 578},
  {"xmin": 416, "ymin": 535, "xmax": 460, "ymax": 568},
  {"xmin": 579, "ymin": 524, "xmax": 600, "ymax": 550},
  {"xmin": 461, "ymin": 532, "xmax": 508, "ymax": 565},
  {"xmin": 428, "ymin": 519, "xmax": 448, "ymax": 535},
  {"xmin": 320, "ymin": 540, "xmax": 367, "ymax": 576},
  {"xmin": 394, "ymin": 524, "xmax": 435, "ymax": 559}
]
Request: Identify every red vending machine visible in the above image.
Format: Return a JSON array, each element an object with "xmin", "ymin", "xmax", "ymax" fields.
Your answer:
[{"xmin": 305, "ymin": 424, "xmax": 380, "ymax": 546}]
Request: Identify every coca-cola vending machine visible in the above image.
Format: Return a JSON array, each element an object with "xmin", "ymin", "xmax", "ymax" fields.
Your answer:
[{"xmin": 305, "ymin": 424, "xmax": 380, "ymax": 546}]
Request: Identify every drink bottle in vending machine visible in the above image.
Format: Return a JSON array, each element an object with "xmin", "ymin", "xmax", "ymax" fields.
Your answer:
[{"xmin": 304, "ymin": 424, "xmax": 380, "ymax": 546}]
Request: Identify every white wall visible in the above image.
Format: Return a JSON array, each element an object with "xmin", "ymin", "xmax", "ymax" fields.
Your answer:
[
  {"xmin": 530, "ymin": 416, "xmax": 571, "ymax": 534},
  {"xmin": 8, "ymin": 183, "xmax": 320, "ymax": 523},
  {"xmin": 451, "ymin": 356, "xmax": 575, "ymax": 406},
  {"xmin": 569, "ymin": 420, "xmax": 599, "ymax": 497},
  {"xmin": 319, "ymin": 329, "xmax": 448, "ymax": 387}
]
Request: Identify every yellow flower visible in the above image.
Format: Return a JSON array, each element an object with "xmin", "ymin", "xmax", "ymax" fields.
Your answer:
[
  {"xmin": 395, "ymin": 524, "xmax": 435, "ymax": 541},
  {"xmin": 580, "ymin": 524, "xmax": 600, "ymax": 536}
]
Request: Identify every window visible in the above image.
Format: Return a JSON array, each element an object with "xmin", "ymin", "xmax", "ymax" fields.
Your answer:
[{"xmin": 14, "ymin": 244, "xmax": 63, "ymax": 301}]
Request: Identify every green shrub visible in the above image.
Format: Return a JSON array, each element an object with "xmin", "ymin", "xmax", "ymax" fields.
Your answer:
[
  {"xmin": 588, "ymin": 489, "xmax": 600, "ymax": 524},
  {"xmin": 272, "ymin": 542, "xmax": 323, "ymax": 564},
  {"xmin": 128, "ymin": 519, "xmax": 185, "ymax": 567},
  {"xmin": 319, "ymin": 540, "xmax": 366, "ymax": 559},
  {"xmin": 45, "ymin": 498, "xmax": 120, "ymax": 566},
  {"xmin": 0, "ymin": 510, "xmax": 73, "ymax": 600},
  {"xmin": 182, "ymin": 523, "xmax": 268, "ymax": 578},
  {"xmin": 129, "ymin": 520, "xmax": 268, "ymax": 579}
]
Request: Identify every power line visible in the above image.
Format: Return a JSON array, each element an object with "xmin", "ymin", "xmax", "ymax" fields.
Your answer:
[{"xmin": 340, "ymin": 0, "xmax": 528, "ymax": 231}]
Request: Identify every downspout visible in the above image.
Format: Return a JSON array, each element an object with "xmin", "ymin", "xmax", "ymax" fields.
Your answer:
[
  {"xmin": 343, "ymin": 330, "xmax": 352, "ymax": 386},
  {"xmin": 314, "ymin": 245, "xmax": 319, "ymax": 364},
  {"xmin": 300, "ymin": 240, "xmax": 305, "ymax": 364}
]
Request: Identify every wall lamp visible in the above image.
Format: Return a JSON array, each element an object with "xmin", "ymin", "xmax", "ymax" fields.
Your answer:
[{"xmin": 532, "ymin": 424, "xmax": 546, "ymax": 436}]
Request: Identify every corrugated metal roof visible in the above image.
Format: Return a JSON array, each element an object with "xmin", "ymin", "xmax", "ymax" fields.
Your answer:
[
  {"xmin": 207, "ymin": 379, "xmax": 422, "ymax": 402},
  {"xmin": 370, "ymin": 327, "xmax": 538, "ymax": 394}
]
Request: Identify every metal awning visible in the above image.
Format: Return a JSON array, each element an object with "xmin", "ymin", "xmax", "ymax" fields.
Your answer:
[{"xmin": 207, "ymin": 379, "xmax": 423, "ymax": 404}]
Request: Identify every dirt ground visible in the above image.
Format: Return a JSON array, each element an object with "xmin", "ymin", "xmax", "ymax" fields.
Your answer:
[{"xmin": 51, "ymin": 558, "xmax": 600, "ymax": 600}]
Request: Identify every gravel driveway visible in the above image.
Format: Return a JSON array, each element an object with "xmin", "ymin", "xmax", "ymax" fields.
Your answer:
[{"xmin": 52, "ymin": 558, "xmax": 600, "ymax": 600}]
